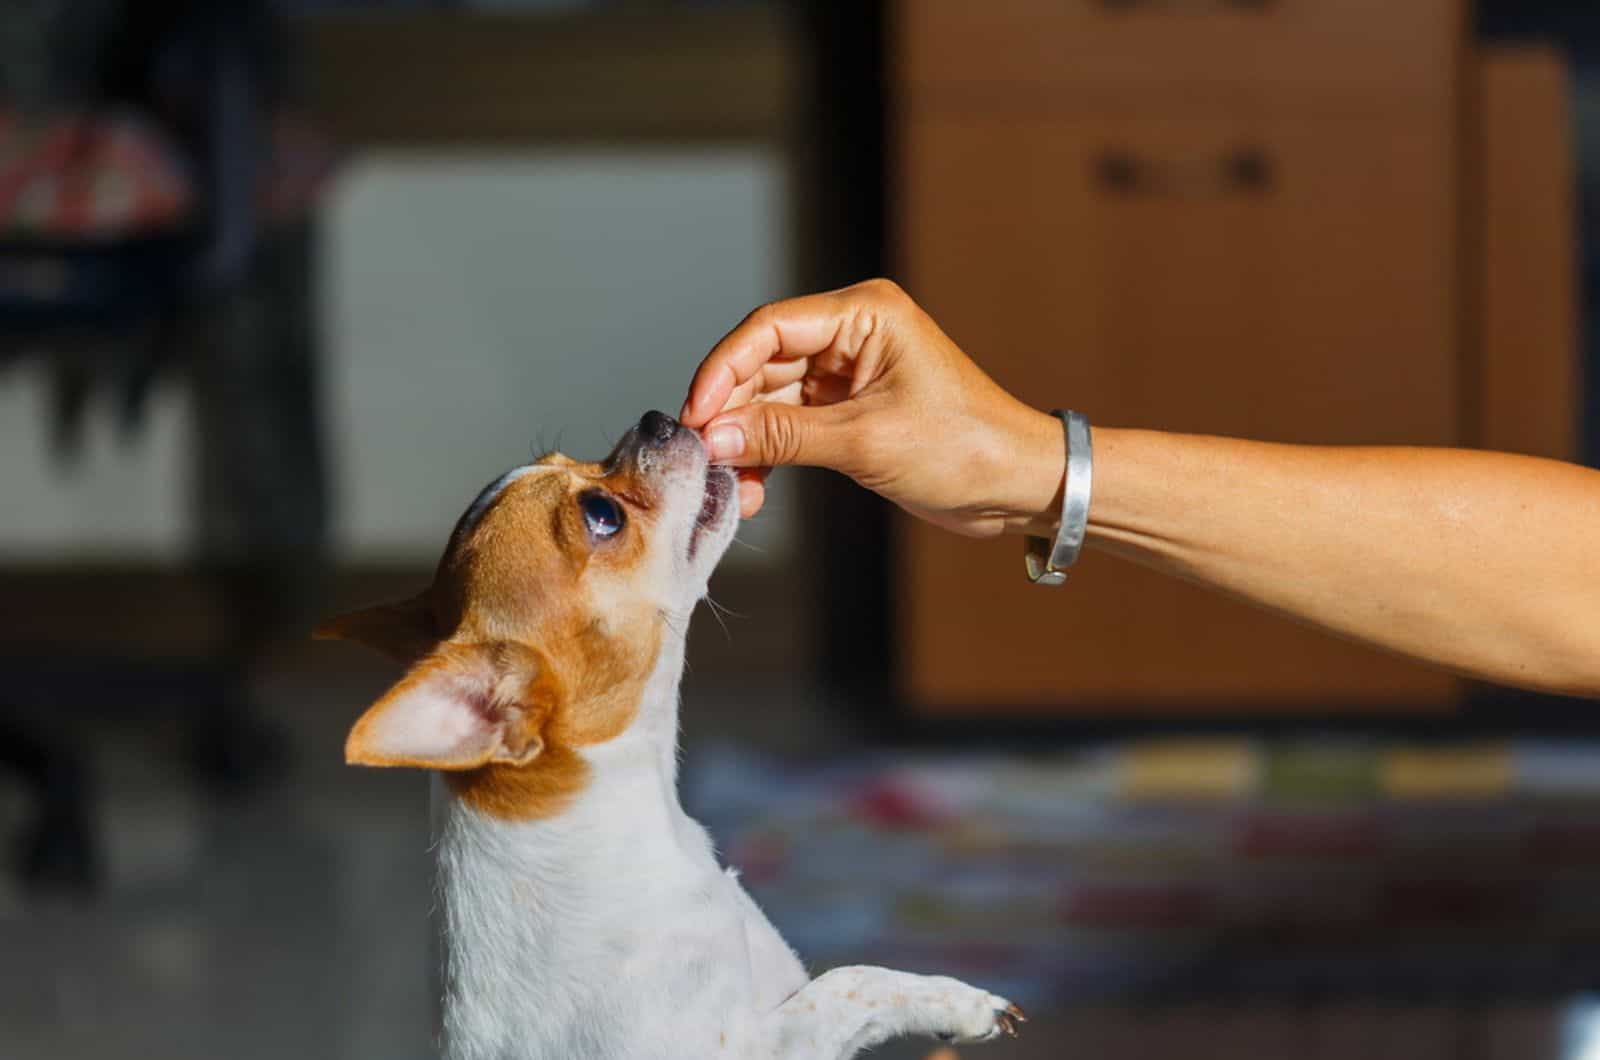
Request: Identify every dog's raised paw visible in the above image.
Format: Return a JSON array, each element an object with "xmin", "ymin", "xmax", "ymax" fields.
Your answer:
[
  {"xmin": 995, "ymin": 1002, "xmax": 1026, "ymax": 1038},
  {"xmin": 933, "ymin": 987, "xmax": 1026, "ymax": 1044}
]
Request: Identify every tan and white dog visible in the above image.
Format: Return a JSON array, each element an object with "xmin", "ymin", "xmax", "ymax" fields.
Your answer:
[{"xmin": 319, "ymin": 411, "xmax": 1023, "ymax": 1060}]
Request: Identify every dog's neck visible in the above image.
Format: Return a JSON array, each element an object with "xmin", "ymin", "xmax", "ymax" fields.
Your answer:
[{"xmin": 435, "ymin": 631, "xmax": 712, "ymax": 1059}]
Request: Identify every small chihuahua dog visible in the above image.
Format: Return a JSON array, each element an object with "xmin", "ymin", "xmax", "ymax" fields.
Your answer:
[{"xmin": 319, "ymin": 411, "xmax": 1023, "ymax": 1060}]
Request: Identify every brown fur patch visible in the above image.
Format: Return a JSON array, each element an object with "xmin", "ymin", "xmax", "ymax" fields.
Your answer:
[
  {"xmin": 315, "ymin": 594, "xmax": 435, "ymax": 665},
  {"xmin": 446, "ymin": 745, "xmax": 592, "ymax": 820}
]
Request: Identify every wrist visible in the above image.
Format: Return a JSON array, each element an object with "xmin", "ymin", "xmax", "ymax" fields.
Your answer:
[{"xmin": 1000, "ymin": 405, "xmax": 1070, "ymax": 538}]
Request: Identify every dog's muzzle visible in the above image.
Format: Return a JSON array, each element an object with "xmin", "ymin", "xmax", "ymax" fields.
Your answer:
[{"xmin": 608, "ymin": 409, "xmax": 703, "ymax": 472}]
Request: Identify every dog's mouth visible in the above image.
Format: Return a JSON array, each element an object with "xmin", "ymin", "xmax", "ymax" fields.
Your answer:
[{"xmin": 689, "ymin": 465, "xmax": 735, "ymax": 560}]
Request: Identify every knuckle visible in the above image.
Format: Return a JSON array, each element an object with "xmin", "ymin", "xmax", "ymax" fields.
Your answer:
[
  {"xmin": 749, "ymin": 300, "xmax": 783, "ymax": 329},
  {"xmin": 758, "ymin": 405, "xmax": 803, "ymax": 464},
  {"xmin": 859, "ymin": 277, "xmax": 905, "ymax": 304}
]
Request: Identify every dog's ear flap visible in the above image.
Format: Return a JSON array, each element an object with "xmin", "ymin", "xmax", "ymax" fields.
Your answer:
[
  {"xmin": 315, "ymin": 594, "xmax": 435, "ymax": 665},
  {"xmin": 344, "ymin": 641, "xmax": 560, "ymax": 770}
]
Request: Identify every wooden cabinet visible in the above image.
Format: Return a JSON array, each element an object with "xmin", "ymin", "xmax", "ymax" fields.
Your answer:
[
  {"xmin": 890, "ymin": 3, "xmax": 1571, "ymax": 715},
  {"xmin": 896, "ymin": 114, "xmax": 1463, "ymax": 713},
  {"xmin": 899, "ymin": 113, "xmax": 1460, "ymax": 445}
]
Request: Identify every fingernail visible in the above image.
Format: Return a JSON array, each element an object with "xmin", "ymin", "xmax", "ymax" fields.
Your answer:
[{"xmin": 705, "ymin": 423, "xmax": 745, "ymax": 461}]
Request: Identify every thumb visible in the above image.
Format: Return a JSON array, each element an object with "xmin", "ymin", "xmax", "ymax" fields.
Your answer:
[{"xmin": 702, "ymin": 400, "xmax": 858, "ymax": 472}]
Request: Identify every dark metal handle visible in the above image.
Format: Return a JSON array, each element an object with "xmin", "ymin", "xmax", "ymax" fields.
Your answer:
[
  {"xmin": 1095, "ymin": 146, "xmax": 1275, "ymax": 197},
  {"xmin": 1222, "ymin": 147, "xmax": 1274, "ymax": 193}
]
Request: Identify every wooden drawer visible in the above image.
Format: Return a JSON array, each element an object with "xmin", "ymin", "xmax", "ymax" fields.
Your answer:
[
  {"xmin": 894, "ymin": 110, "xmax": 1461, "ymax": 711},
  {"xmin": 896, "ymin": 0, "xmax": 1463, "ymax": 115}
]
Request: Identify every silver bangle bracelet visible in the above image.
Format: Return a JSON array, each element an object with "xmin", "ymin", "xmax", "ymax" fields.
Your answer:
[{"xmin": 1024, "ymin": 409, "xmax": 1093, "ymax": 586}]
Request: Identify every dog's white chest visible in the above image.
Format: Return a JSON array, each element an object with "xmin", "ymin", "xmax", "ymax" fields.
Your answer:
[{"xmin": 434, "ymin": 753, "xmax": 804, "ymax": 1060}]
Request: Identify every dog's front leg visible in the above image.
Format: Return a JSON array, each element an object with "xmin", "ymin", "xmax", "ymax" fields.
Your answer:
[{"xmin": 759, "ymin": 965, "xmax": 1023, "ymax": 1060}]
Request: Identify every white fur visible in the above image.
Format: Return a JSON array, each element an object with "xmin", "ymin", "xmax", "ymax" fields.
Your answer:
[{"xmin": 432, "ymin": 427, "xmax": 1019, "ymax": 1059}]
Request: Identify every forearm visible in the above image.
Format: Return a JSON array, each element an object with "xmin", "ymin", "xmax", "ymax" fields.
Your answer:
[
  {"xmin": 683, "ymin": 285, "xmax": 1600, "ymax": 697},
  {"xmin": 1057, "ymin": 426, "xmax": 1600, "ymax": 696}
]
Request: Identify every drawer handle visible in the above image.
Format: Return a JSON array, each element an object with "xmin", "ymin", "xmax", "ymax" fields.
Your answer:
[
  {"xmin": 1095, "ymin": 147, "xmax": 1275, "ymax": 197},
  {"xmin": 1098, "ymin": 0, "xmax": 1279, "ymax": 11}
]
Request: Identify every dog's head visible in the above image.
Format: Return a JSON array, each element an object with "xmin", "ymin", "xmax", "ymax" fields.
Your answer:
[{"xmin": 318, "ymin": 411, "xmax": 737, "ymax": 810}]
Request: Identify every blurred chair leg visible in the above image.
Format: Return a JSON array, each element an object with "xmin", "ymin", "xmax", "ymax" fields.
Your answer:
[
  {"xmin": 0, "ymin": 713, "xmax": 98, "ymax": 895},
  {"xmin": 182, "ymin": 576, "xmax": 291, "ymax": 797},
  {"xmin": 185, "ymin": 227, "xmax": 326, "ymax": 796}
]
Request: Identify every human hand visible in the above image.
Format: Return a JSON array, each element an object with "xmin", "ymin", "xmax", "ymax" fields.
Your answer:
[{"xmin": 680, "ymin": 279, "xmax": 1064, "ymax": 538}]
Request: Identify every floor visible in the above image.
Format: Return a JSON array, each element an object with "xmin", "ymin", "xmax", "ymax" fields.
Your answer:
[
  {"xmin": 0, "ymin": 657, "xmax": 436, "ymax": 1060},
  {"xmin": 0, "ymin": 645, "xmax": 1591, "ymax": 1059}
]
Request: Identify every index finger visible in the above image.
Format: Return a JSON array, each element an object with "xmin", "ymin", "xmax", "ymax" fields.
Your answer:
[{"xmin": 679, "ymin": 290, "xmax": 855, "ymax": 428}]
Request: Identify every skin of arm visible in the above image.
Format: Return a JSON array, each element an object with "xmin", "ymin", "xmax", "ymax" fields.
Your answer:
[
  {"xmin": 682, "ymin": 279, "xmax": 1600, "ymax": 698},
  {"xmin": 1074, "ymin": 427, "xmax": 1600, "ymax": 698}
]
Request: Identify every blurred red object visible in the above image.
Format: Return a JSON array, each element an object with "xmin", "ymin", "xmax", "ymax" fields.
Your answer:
[
  {"xmin": 0, "ymin": 109, "xmax": 337, "ymax": 241},
  {"xmin": 0, "ymin": 110, "xmax": 192, "ymax": 239}
]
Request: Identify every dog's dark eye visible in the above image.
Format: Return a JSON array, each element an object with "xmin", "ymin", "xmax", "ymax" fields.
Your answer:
[{"xmin": 580, "ymin": 492, "xmax": 625, "ymax": 539}]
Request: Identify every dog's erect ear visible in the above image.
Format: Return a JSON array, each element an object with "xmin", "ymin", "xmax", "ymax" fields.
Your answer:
[
  {"xmin": 345, "ymin": 641, "xmax": 560, "ymax": 770},
  {"xmin": 315, "ymin": 594, "xmax": 435, "ymax": 665}
]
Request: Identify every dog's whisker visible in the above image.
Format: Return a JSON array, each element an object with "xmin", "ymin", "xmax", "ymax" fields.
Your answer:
[
  {"xmin": 705, "ymin": 595, "xmax": 746, "ymax": 622},
  {"xmin": 703, "ymin": 598, "xmax": 734, "ymax": 644},
  {"xmin": 657, "ymin": 607, "xmax": 692, "ymax": 641}
]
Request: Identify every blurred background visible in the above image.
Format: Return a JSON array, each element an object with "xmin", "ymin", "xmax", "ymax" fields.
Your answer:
[{"xmin": 0, "ymin": 1, "xmax": 1594, "ymax": 1058}]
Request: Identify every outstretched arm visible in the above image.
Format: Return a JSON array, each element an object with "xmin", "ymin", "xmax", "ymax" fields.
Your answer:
[
  {"xmin": 1087, "ymin": 431, "xmax": 1600, "ymax": 697},
  {"xmin": 682, "ymin": 280, "xmax": 1600, "ymax": 698}
]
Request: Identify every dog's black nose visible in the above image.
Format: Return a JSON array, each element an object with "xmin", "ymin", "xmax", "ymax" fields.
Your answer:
[{"xmin": 639, "ymin": 410, "xmax": 679, "ymax": 445}]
